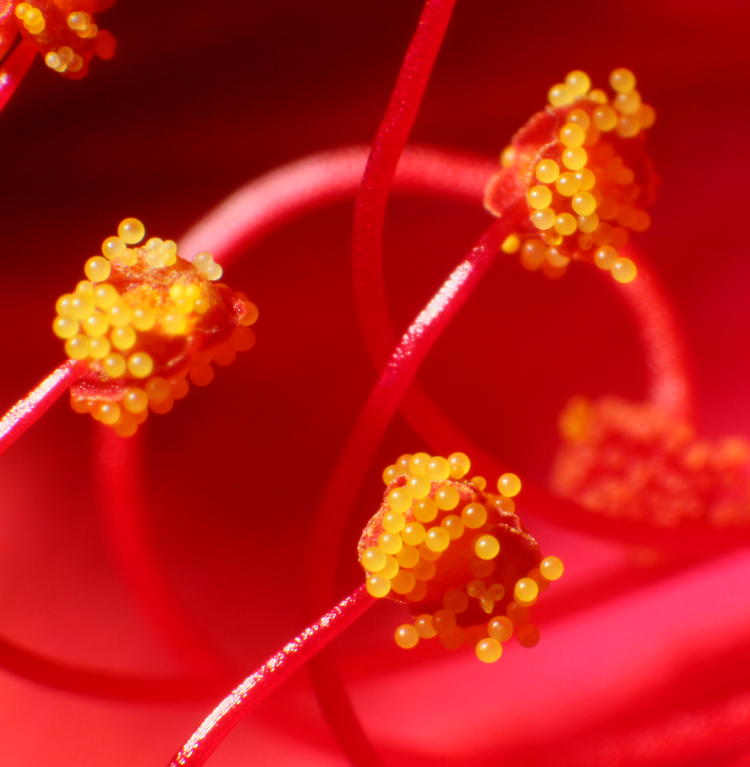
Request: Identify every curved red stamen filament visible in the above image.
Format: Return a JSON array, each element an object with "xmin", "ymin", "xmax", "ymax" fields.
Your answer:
[
  {"xmin": 0, "ymin": 634, "xmax": 222, "ymax": 702},
  {"xmin": 0, "ymin": 41, "xmax": 36, "ymax": 112},
  {"xmin": 0, "ymin": 360, "xmax": 83, "ymax": 456},
  {"xmin": 95, "ymin": 427, "xmax": 236, "ymax": 676},
  {"xmin": 352, "ymin": 0, "xmax": 456, "ymax": 359},
  {"xmin": 167, "ymin": 585, "xmax": 374, "ymax": 767}
]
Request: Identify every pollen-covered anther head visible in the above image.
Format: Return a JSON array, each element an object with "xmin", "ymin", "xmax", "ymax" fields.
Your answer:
[
  {"xmin": 14, "ymin": 1, "xmax": 116, "ymax": 78},
  {"xmin": 552, "ymin": 396, "xmax": 750, "ymax": 528},
  {"xmin": 486, "ymin": 68, "xmax": 656, "ymax": 283},
  {"xmin": 53, "ymin": 217, "xmax": 258, "ymax": 436},
  {"xmin": 358, "ymin": 452, "xmax": 564, "ymax": 662}
]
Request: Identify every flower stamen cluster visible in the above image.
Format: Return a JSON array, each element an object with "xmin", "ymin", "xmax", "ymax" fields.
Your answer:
[
  {"xmin": 485, "ymin": 68, "xmax": 656, "ymax": 282},
  {"xmin": 358, "ymin": 452, "xmax": 564, "ymax": 663},
  {"xmin": 13, "ymin": 1, "xmax": 115, "ymax": 78},
  {"xmin": 53, "ymin": 217, "xmax": 258, "ymax": 436}
]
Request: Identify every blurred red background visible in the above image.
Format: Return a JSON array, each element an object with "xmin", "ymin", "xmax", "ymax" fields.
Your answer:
[{"xmin": 1, "ymin": 0, "xmax": 750, "ymax": 764}]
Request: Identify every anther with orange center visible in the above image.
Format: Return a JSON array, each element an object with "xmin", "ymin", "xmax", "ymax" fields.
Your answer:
[
  {"xmin": 13, "ymin": 1, "xmax": 115, "ymax": 78},
  {"xmin": 486, "ymin": 68, "xmax": 656, "ymax": 282},
  {"xmin": 359, "ymin": 452, "xmax": 564, "ymax": 662},
  {"xmin": 53, "ymin": 217, "xmax": 258, "ymax": 436},
  {"xmin": 552, "ymin": 396, "xmax": 750, "ymax": 528}
]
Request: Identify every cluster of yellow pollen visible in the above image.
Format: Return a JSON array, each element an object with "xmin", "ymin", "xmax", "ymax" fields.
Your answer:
[
  {"xmin": 358, "ymin": 452, "xmax": 564, "ymax": 663},
  {"xmin": 552, "ymin": 396, "xmax": 750, "ymax": 528},
  {"xmin": 53, "ymin": 218, "xmax": 258, "ymax": 436},
  {"xmin": 15, "ymin": 3, "xmax": 46, "ymax": 35},
  {"xmin": 489, "ymin": 68, "xmax": 655, "ymax": 283},
  {"xmin": 14, "ymin": 1, "xmax": 115, "ymax": 77}
]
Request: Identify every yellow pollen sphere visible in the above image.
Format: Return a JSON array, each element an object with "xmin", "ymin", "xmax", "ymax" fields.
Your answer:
[
  {"xmin": 94, "ymin": 402, "xmax": 121, "ymax": 426},
  {"xmin": 531, "ymin": 208, "xmax": 555, "ymax": 230},
  {"xmin": 378, "ymin": 532, "xmax": 403, "ymax": 555},
  {"xmin": 380, "ymin": 555, "xmax": 399, "ymax": 580},
  {"xmin": 514, "ymin": 577, "xmax": 540, "ymax": 604},
  {"xmin": 123, "ymin": 388, "xmax": 149, "ymax": 414},
  {"xmin": 562, "ymin": 146, "xmax": 588, "ymax": 171},
  {"xmin": 383, "ymin": 511, "xmax": 406, "ymax": 533},
  {"xmin": 435, "ymin": 486, "xmax": 459, "ymax": 510},
  {"xmin": 474, "ymin": 534, "xmax": 500, "ymax": 560},
  {"xmin": 93, "ymin": 284, "xmax": 119, "ymax": 309},
  {"xmin": 555, "ymin": 172, "xmax": 581, "ymax": 197},
  {"xmin": 394, "ymin": 624, "xmax": 419, "ymax": 649},
  {"xmin": 578, "ymin": 212, "xmax": 600, "ymax": 235},
  {"xmin": 575, "ymin": 168, "xmax": 596, "ymax": 191},
  {"xmin": 83, "ymin": 312, "xmax": 108, "ymax": 338},
  {"xmin": 414, "ymin": 498, "xmax": 438, "ymax": 523},
  {"xmin": 426, "ymin": 456, "xmax": 451, "ymax": 481},
  {"xmin": 461, "ymin": 502, "xmax": 487, "ymax": 529},
  {"xmin": 396, "ymin": 545, "xmax": 420, "ymax": 568},
  {"xmin": 407, "ymin": 476, "xmax": 430, "ymax": 499},
  {"xmin": 65, "ymin": 335, "xmax": 90, "ymax": 360},
  {"xmin": 131, "ymin": 307, "xmax": 156, "ymax": 331},
  {"xmin": 127, "ymin": 352, "xmax": 154, "ymax": 379},
  {"xmin": 107, "ymin": 303, "xmax": 133, "ymax": 328},
  {"xmin": 565, "ymin": 70, "xmax": 591, "ymax": 96},
  {"xmin": 527, "ymin": 185, "xmax": 552, "ymax": 210},
  {"xmin": 382, "ymin": 465, "xmax": 398, "ymax": 485},
  {"xmin": 387, "ymin": 487, "xmax": 412, "ymax": 514},
  {"xmin": 616, "ymin": 114, "xmax": 641, "ymax": 138},
  {"xmin": 401, "ymin": 522, "xmax": 426, "ymax": 546},
  {"xmin": 111, "ymin": 326, "xmax": 136, "ymax": 350},
  {"xmin": 361, "ymin": 547, "xmax": 387, "ymax": 572},
  {"xmin": 497, "ymin": 472, "xmax": 522, "ymax": 497},
  {"xmin": 500, "ymin": 234, "xmax": 521, "ymax": 254},
  {"xmin": 118, "ymin": 218, "xmax": 145, "ymax": 245},
  {"xmin": 559, "ymin": 123, "xmax": 585, "ymax": 147},
  {"xmin": 594, "ymin": 245, "xmax": 618, "ymax": 270},
  {"xmin": 414, "ymin": 615, "xmax": 437, "ymax": 639},
  {"xmin": 535, "ymin": 159, "xmax": 560, "ymax": 184},
  {"xmin": 53, "ymin": 316, "xmax": 78, "ymax": 339},
  {"xmin": 101, "ymin": 353, "xmax": 126, "ymax": 378},
  {"xmin": 448, "ymin": 452, "xmax": 471, "ymax": 478},
  {"xmin": 441, "ymin": 514, "xmax": 464, "ymax": 540},
  {"xmin": 145, "ymin": 377, "xmax": 171, "ymax": 403},
  {"xmin": 611, "ymin": 257, "xmax": 638, "ymax": 283},
  {"xmin": 554, "ymin": 213, "xmax": 577, "ymax": 236},
  {"xmin": 592, "ymin": 105, "xmax": 618, "ymax": 131},
  {"xmin": 488, "ymin": 616, "xmax": 514, "ymax": 642},
  {"xmin": 425, "ymin": 527, "xmax": 450, "ymax": 553},
  {"xmin": 567, "ymin": 108, "xmax": 591, "ymax": 130},
  {"xmin": 610, "ymin": 67, "xmax": 636, "ymax": 93},
  {"xmin": 84, "ymin": 256, "xmax": 111, "ymax": 283},
  {"xmin": 366, "ymin": 575, "xmax": 390, "ymax": 598},
  {"xmin": 614, "ymin": 90, "xmax": 641, "ymax": 115},
  {"xmin": 548, "ymin": 83, "xmax": 573, "ymax": 107},
  {"xmin": 391, "ymin": 570, "xmax": 416, "ymax": 595},
  {"xmin": 572, "ymin": 192, "xmax": 597, "ymax": 217},
  {"xmin": 409, "ymin": 452, "xmax": 430, "ymax": 476},
  {"xmin": 476, "ymin": 637, "xmax": 503, "ymax": 663},
  {"xmin": 540, "ymin": 555, "xmax": 565, "ymax": 581}
]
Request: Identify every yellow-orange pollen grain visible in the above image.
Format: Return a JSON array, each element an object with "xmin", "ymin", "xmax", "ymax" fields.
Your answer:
[
  {"xmin": 496, "ymin": 68, "xmax": 653, "ymax": 283},
  {"xmin": 54, "ymin": 217, "xmax": 259, "ymax": 436},
  {"xmin": 359, "ymin": 452, "xmax": 565, "ymax": 663}
]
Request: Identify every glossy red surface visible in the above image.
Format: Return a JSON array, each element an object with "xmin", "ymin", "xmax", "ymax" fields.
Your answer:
[{"xmin": 1, "ymin": 1, "xmax": 750, "ymax": 765}]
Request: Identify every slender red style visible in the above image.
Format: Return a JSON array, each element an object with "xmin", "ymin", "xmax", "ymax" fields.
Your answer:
[
  {"xmin": 0, "ymin": 359, "xmax": 83, "ymax": 456},
  {"xmin": 167, "ymin": 585, "xmax": 374, "ymax": 767},
  {"xmin": 0, "ymin": 41, "xmax": 36, "ymax": 111}
]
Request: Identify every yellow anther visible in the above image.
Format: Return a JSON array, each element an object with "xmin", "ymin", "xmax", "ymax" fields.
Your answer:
[
  {"xmin": 425, "ymin": 527, "xmax": 450, "ymax": 552},
  {"xmin": 407, "ymin": 475, "xmax": 430, "ymax": 499},
  {"xmin": 535, "ymin": 159, "xmax": 560, "ymax": 184},
  {"xmin": 497, "ymin": 472, "xmax": 522, "ymax": 497},
  {"xmin": 65, "ymin": 335, "xmax": 90, "ymax": 360},
  {"xmin": 394, "ymin": 624, "xmax": 419, "ymax": 649},
  {"xmin": 426, "ymin": 456, "xmax": 451, "ymax": 481},
  {"xmin": 562, "ymin": 146, "xmax": 588, "ymax": 171},
  {"xmin": 540, "ymin": 556, "xmax": 565, "ymax": 581},
  {"xmin": 488, "ymin": 615, "xmax": 514, "ymax": 642},
  {"xmin": 118, "ymin": 218, "xmax": 145, "ymax": 245},
  {"xmin": 383, "ymin": 511, "xmax": 406, "ymax": 533},
  {"xmin": 548, "ymin": 83, "xmax": 574, "ymax": 107},
  {"xmin": 53, "ymin": 316, "xmax": 79, "ymax": 339},
  {"xmin": 559, "ymin": 123, "xmax": 585, "ymax": 147},
  {"xmin": 101, "ymin": 236, "xmax": 126, "ymax": 260},
  {"xmin": 461, "ymin": 503, "xmax": 487, "ymax": 529},
  {"xmin": 414, "ymin": 615, "xmax": 437, "ymax": 639},
  {"xmin": 514, "ymin": 577, "xmax": 539, "ymax": 604},
  {"xmin": 594, "ymin": 245, "xmax": 618, "ymax": 270},
  {"xmin": 435, "ymin": 485, "xmax": 459, "ymax": 510},
  {"xmin": 475, "ymin": 637, "xmax": 503, "ymax": 663},
  {"xmin": 378, "ymin": 532, "xmax": 403, "ymax": 555},
  {"xmin": 555, "ymin": 172, "xmax": 581, "ymax": 197},
  {"xmin": 414, "ymin": 497, "xmax": 438, "ymax": 523},
  {"xmin": 571, "ymin": 192, "xmax": 597, "ymax": 217},
  {"xmin": 441, "ymin": 514, "xmax": 464, "ymax": 540},
  {"xmin": 564, "ymin": 70, "xmax": 590, "ymax": 96},
  {"xmin": 401, "ymin": 521, "xmax": 426, "ymax": 546},
  {"xmin": 554, "ymin": 213, "xmax": 577, "ymax": 236},
  {"xmin": 610, "ymin": 67, "xmax": 636, "ymax": 93},
  {"xmin": 127, "ymin": 352, "xmax": 154, "ymax": 379},
  {"xmin": 474, "ymin": 534, "xmax": 500, "ymax": 560},
  {"xmin": 527, "ymin": 185, "xmax": 552, "ymax": 210},
  {"xmin": 366, "ymin": 575, "xmax": 390, "ymax": 598},
  {"xmin": 531, "ymin": 208, "xmax": 556, "ymax": 230},
  {"xmin": 101, "ymin": 353, "xmax": 126, "ymax": 378},
  {"xmin": 611, "ymin": 256, "xmax": 637, "ymax": 283},
  {"xmin": 387, "ymin": 487, "xmax": 412, "ymax": 514},
  {"xmin": 500, "ymin": 234, "xmax": 521, "ymax": 254}
]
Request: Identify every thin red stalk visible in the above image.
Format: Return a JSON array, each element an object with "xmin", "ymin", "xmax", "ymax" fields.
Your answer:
[
  {"xmin": 0, "ymin": 634, "xmax": 221, "ymax": 702},
  {"xmin": 95, "ymin": 427, "xmax": 236, "ymax": 676},
  {"xmin": 0, "ymin": 360, "xmax": 83, "ymax": 456},
  {"xmin": 167, "ymin": 585, "xmax": 374, "ymax": 767},
  {"xmin": 303, "ymin": 212, "xmax": 521, "ymax": 765},
  {"xmin": 352, "ymin": 0, "xmax": 456, "ymax": 361},
  {"xmin": 178, "ymin": 145, "xmax": 491, "ymax": 263},
  {"xmin": 0, "ymin": 41, "xmax": 36, "ymax": 112}
]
